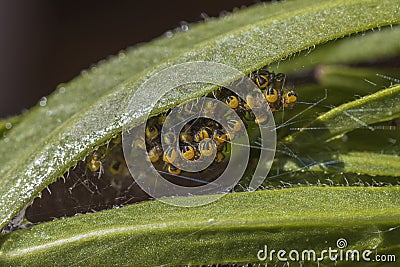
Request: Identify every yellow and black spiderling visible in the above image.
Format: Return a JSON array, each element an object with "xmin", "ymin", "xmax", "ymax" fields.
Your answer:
[
  {"xmin": 109, "ymin": 156, "xmax": 125, "ymax": 175},
  {"xmin": 273, "ymin": 73, "xmax": 286, "ymax": 90},
  {"xmin": 25, "ymin": 135, "xmax": 150, "ymax": 223},
  {"xmin": 199, "ymin": 138, "xmax": 216, "ymax": 157},
  {"xmin": 180, "ymin": 124, "xmax": 193, "ymax": 143},
  {"xmin": 145, "ymin": 123, "xmax": 159, "ymax": 142},
  {"xmin": 193, "ymin": 126, "xmax": 213, "ymax": 143},
  {"xmin": 283, "ymin": 90, "xmax": 298, "ymax": 108},
  {"xmin": 163, "ymin": 147, "xmax": 178, "ymax": 164},
  {"xmin": 87, "ymin": 152, "xmax": 102, "ymax": 172},
  {"xmin": 167, "ymin": 164, "xmax": 181, "ymax": 175},
  {"xmin": 213, "ymin": 129, "xmax": 228, "ymax": 146},
  {"xmin": 215, "ymin": 152, "xmax": 225, "ymax": 163},
  {"xmin": 181, "ymin": 145, "xmax": 196, "ymax": 160},
  {"xmin": 225, "ymin": 95, "xmax": 240, "ymax": 109},
  {"xmin": 203, "ymin": 100, "xmax": 218, "ymax": 117},
  {"xmin": 148, "ymin": 146, "xmax": 162, "ymax": 163},
  {"xmin": 265, "ymin": 87, "xmax": 280, "ymax": 104},
  {"xmin": 251, "ymin": 69, "xmax": 274, "ymax": 89}
]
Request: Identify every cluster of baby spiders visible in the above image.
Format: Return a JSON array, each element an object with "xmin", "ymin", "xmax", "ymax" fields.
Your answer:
[
  {"xmin": 23, "ymin": 68, "xmax": 298, "ymax": 224},
  {"xmin": 86, "ymin": 68, "xmax": 297, "ymax": 178}
]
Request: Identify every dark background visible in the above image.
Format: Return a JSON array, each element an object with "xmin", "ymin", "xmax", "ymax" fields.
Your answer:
[{"xmin": 0, "ymin": 0, "xmax": 267, "ymax": 118}]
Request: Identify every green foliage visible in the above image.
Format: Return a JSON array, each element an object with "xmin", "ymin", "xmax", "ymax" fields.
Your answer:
[
  {"xmin": 0, "ymin": 0, "xmax": 399, "ymax": 265},
  {"xmin": 1, "ymin": 187, "xmax": 399, "ymax": 266}
]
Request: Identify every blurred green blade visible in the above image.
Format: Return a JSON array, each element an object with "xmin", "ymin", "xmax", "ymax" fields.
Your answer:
[
  {"xmin": 273, "ymin": 66, "xmax": 397, "ymax": 139},
  {"xmin": 283, "ymin": 152, "xmax": 400, "ymax": 177},
  {"xmin": 1, "ymin": 187, "xmax": 399, "ymax": 266},
  {"xmin": 271, "ymin": 24, "xmax": 400, "ymax": 74},
  {"xmin": 316, "ymin": 66, "xmax": 397, "ymax": 93},
  {"xmin": 285, "ymin": 84, "xmax": 400, "ymax": 146}
]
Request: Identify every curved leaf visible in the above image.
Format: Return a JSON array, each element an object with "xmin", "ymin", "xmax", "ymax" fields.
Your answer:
[
  {"xmin": 273, "ymin": 66, "xmax": 397, "ymax": 137},
  {"xmin": 1, "ymin": 187, "xmax": 399, "ymax": 266},
  {"xmin": 271, "ymin": 25, "xmax": 400, "ymax": 74},
  {"xmin": 0, "ymin": 0, "xmax": 399, "ymax": 234},
  {"xmin": 282, "ymin": 152, "xmax": 400, "ymax": 177},
  {"xmin": 285, "ymin": 84, "xmax": 400, "ymax": 145}
]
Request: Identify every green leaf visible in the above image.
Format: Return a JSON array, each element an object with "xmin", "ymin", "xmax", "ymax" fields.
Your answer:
[
  {"xmin": 316, "ymin": 66, "xmax": 398, "ymax": 95},
  {"xmin": 272, "ymin": 65, "xmax": 397, "ymax": 137},
  {"xmin": 282, "ymin": 152, "xmax": 400, "ymax": 177},
  {"xmin": 270, "ymin": 25, "xmax": 400, "ymax": 74},
  {"xmin": 285, "ymin": 84, "xmax": 400, "ymax": 146},
  {"xmin": 1, "ymin": 1, "xmax": 400, "ymax": 266},
  {"xmin": 1, "ymin": 187, "xmax": 399, "ymax": 266}
]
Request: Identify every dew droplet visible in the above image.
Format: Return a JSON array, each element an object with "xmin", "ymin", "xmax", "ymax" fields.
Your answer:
[
  {"xmin": 180, "ymin": 21, "xmax": 189, "ymax": 31},
  {"xmin": 5, "ymin": 123, "xmax": 12, "ymax": 130},
  {"xmin": 39, "ymin": 97, "xmax": 47, "ymax": 107},
  {"xmin": 165, "ymin": 31, "xmax": 173, "ymax": 38},
  {"xmin": 58, "ymin": 87, "xmax": 66, "ymax": 94},
  {"xmin": 118, "ymin": 51, "xmax": 126, "ymax": 59}
]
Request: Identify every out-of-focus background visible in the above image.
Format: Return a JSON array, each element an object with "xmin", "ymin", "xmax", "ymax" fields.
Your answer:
[{"xmin": 0, "ymin": 0, "xmax": 269, "ymax": 118}]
